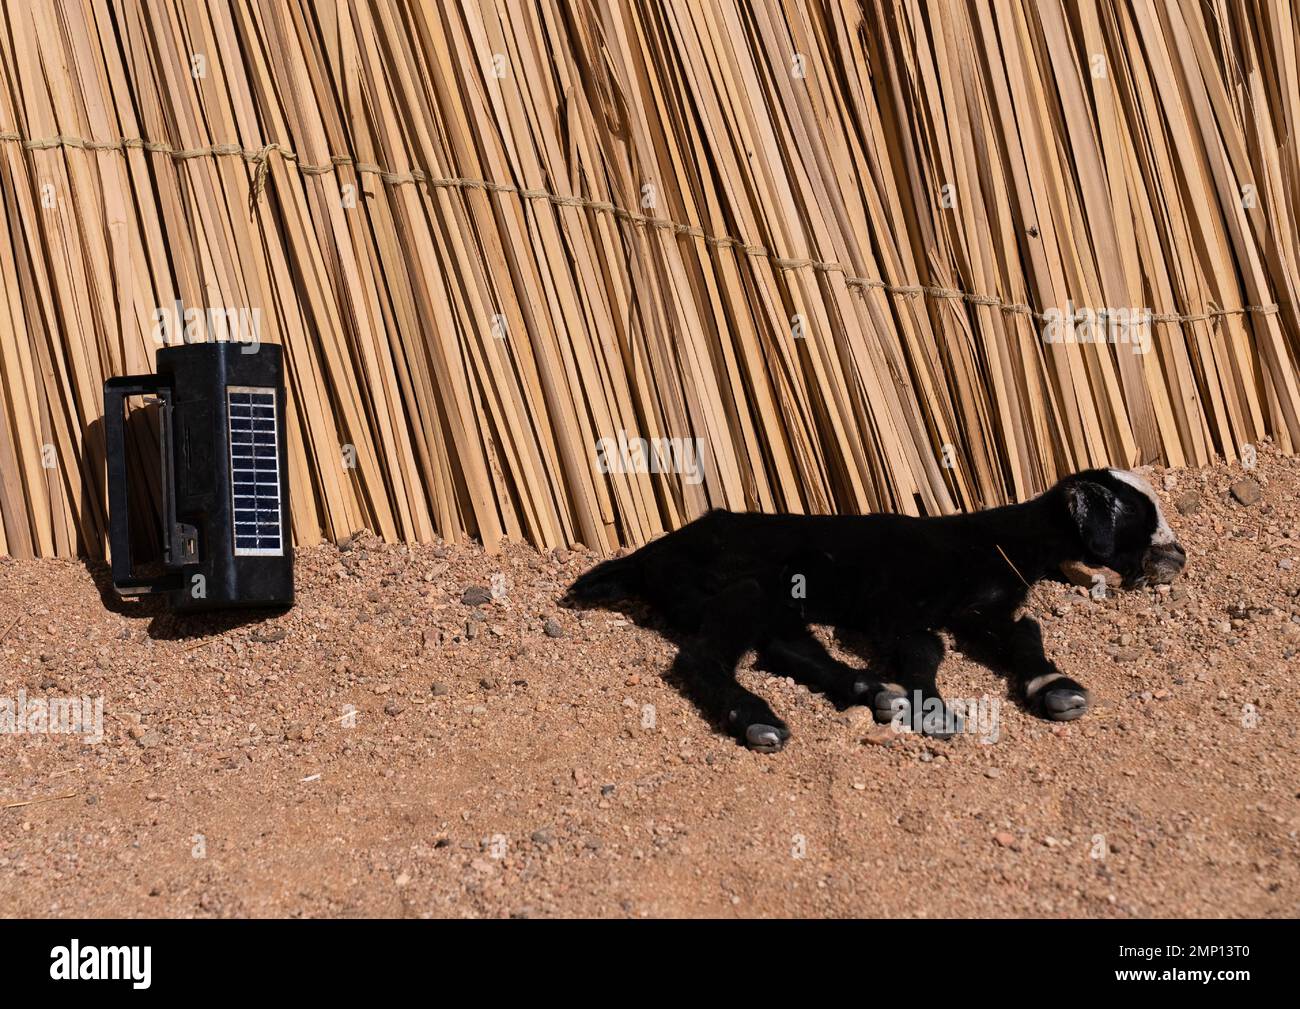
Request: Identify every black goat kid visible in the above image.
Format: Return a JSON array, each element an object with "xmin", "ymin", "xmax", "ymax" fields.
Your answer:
[{"xmin": 563, "ymin": 468, "xmax": 1186, "ymax": 752}]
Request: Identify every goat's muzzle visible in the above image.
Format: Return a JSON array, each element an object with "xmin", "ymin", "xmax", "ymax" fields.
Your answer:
[{"xmin": 1141, "ymin": 541, "xmax": 1187, "ymax": 585}]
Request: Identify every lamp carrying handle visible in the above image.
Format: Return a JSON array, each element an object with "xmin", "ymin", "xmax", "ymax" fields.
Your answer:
[{"xmin": 104, "ymin": 374, "xmax": 176, "ymax": 595}]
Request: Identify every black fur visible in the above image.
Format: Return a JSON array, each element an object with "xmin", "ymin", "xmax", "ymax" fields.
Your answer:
[{"xmin": 564, "ymin": 468, "xmax": 1186, "ymax": 752}]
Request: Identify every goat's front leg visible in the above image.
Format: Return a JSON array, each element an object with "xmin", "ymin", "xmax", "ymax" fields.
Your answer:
[
  {"xmin": 1009, "ymin": 616, "xmax": 1089, "ymax": 720},
  {"xmin": 956, "ymin": 614, "xmax": 1089, "ymax": 721},
  {"xmin": 876, "ymin": 628, "xmax": 964, "ymax": 739}
]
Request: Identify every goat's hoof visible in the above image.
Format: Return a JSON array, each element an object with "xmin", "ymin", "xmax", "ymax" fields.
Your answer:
[
  {"xmin": 744, "ymin": 723, "xmax": 789, "ymax": 753},
  {"xmin": 1036, "ymin": 681, "xmax": 1089, "ymax": 721},
  {"xmin": 727, "ymin": 702, "xmax": 789, "ymax": 751},
  {"xmin": 1043, "ymin": 689, "xmax": 1088, "ymax": 720},
  {"xmin": 848, "ymin": 678, "xmax": 885, "ymax": 713},
  {"xmin": 922, "ymin": 707, "xmax": 964, "ymax": 739},
  {"xmin": 869, "ymin": 687, "xmax": 963, "ymax": 738},
  {"xmin": 869, "ymin": 686, "xmax": 909, "ymax": 726}
]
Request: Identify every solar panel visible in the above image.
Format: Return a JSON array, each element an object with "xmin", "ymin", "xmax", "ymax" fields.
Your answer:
[{"xmin": 227, "ymin": 386, "xmax": 283, "ymax": 556}]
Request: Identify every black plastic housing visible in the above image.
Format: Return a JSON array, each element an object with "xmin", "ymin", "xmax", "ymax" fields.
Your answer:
[{"xmin": 104, "ymin": 342, "xmax": 294, "ymax": 611}]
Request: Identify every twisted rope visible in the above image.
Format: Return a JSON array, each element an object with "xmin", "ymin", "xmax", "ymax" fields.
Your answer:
[{"xmin": 0, "ymin": 130, "xmax": 1282, "ymax": 325}]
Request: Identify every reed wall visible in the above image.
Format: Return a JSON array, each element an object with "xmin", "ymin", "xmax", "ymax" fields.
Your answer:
[{"xmin": 0, "ymin": 0, "xmax": 1296, "ymax": 558}]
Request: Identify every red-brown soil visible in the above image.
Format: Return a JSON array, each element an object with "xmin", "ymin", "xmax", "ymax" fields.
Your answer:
[{"xmin": 2, "ymin": 450, "xmax": 1297, "ymax": 917}]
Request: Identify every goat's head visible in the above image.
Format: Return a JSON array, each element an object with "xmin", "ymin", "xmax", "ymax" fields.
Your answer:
[{"xmin": 1059, "ymin": 468, "xmax": 1187, "ymax": 588}]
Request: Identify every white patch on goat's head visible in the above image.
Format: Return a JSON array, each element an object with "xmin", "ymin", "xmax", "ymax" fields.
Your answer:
[{"xmin": 1108, "ymin": 469, "xmax": 1175, "ymax": 545}]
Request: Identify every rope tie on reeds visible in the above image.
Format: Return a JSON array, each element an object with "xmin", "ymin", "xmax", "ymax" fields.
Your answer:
[
  {"xmin": 1, "ymin": 129, "xmax": 1283, "ymax": 326},
  {"xmin": 250, "ymin": 143, "xmax": 279, "ymax": 208}
]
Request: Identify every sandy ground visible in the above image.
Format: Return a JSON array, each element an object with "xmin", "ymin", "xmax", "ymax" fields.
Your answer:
[{"xmin": 2, "ymin": 449, "xmax": 1298, "ymax": 918}]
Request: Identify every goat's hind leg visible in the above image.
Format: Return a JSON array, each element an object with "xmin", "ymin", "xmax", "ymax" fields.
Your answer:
[
  {"xmin": 756, "ymin": 625, "xmax": 880, "ymax": 710},
  {"xmin": 670, "ymin": 578, "xmax": 790, "ymax": 753}
]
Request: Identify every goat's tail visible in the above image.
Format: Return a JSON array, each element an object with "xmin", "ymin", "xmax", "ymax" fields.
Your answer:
[{"xmin": 562, "ymin": 553, "xmax": 642, "ymax": 608}]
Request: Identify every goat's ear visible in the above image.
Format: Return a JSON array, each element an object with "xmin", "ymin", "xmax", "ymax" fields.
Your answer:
[{"xmin": 1065, "ymin": 479, "xmax": 1118, "ymax": 558}]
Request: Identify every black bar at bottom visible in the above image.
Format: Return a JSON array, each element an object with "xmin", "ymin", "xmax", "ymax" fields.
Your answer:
[{"xmin": 0, "ymin": 918, "xmax": 1282, "ymax": 996}]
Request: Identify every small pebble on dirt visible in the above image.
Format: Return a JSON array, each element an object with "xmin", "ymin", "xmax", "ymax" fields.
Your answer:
[
  {"xmin": 462, "ymin": 585, "xmax": 493, "ymax": 606},
  {"xmin": 1060, "ymin": 560, "xmax": 1121, "ymax": 588},
  {"xmin": 1230, "ymin": 479, "xmax": 1262, "ymax": 506},
  {"xmin": 1175, "ymin": 492, "xmax": 1202, "ymax": 515}
]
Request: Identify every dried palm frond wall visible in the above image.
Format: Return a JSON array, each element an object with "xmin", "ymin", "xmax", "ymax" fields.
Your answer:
[{"xmin": 0, "ymin": 0, "xmax": 1296, "ymax": 559}]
